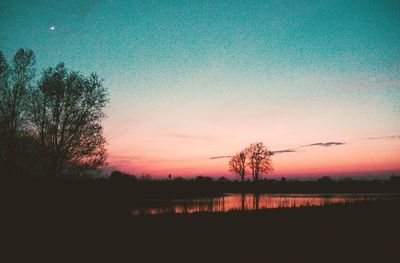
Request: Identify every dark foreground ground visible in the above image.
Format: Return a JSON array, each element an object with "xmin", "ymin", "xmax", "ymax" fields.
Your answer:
[{"xmin": 2, "ymin": 178, "xmax": 400, "ymax": 262}]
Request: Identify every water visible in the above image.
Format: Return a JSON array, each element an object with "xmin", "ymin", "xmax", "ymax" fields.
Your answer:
[{"xmin": 131, "ymin": 193, "xmax": 398, "ymax": 216}]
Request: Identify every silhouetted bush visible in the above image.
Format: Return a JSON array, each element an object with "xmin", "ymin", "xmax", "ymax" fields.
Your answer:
[
  {"xmin": 317, "ymin": 176, "xmax": 335, "ymax": 184},
  {"xmin": 217, "ymin": 176, "xmax": 229, "ymax": 183},
  {"xmin": 195, "ymin": 176, "xmax": 214, "ymax": 183},
  {"xmin": 110, "ymin": 170, "xmax": 137, "ymax": 182}
]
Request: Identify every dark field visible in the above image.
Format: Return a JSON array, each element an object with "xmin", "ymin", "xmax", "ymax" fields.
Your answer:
[{"xmin": 2, "ymin": 177, "xmax": 400, "ymax": 261}]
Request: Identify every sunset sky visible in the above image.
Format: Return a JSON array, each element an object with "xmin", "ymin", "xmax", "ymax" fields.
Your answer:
[{"xmin": 1, "ymin": 0, "xmax": 399, "ymax": 178}]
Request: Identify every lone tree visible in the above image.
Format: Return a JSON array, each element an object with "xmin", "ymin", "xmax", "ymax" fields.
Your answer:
[
  {"xmin": 245, "ymin": 142, "xmax": 273, "ymax": 182},
  {"xmin": 0, "ymin": 49, "xmax": 36, "ymax": 175},
  {"xmin": 28, "ymin": 63, "xmax": 109, "ymax": 176},
  {"xmin": 229, "ymin": 150, "xmax": 247, "ymax": 182}
]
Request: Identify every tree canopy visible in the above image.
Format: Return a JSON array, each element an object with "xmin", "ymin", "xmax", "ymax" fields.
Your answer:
[
  {"xmin": 0, "ymin": 49, "xmax": 109, "ymax": 177},
  {"xmin": 229, "ymin": 142, "xmax": 273, "ymax": 182},
  {"xmin": 0, "ymin": 49, "xmax": 36, "ymax": 176}
]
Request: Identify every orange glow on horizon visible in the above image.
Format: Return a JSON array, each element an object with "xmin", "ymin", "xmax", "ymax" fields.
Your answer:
[{"xmin": 106, "ymin": 137, "xmax": 400, "ymax": 178}]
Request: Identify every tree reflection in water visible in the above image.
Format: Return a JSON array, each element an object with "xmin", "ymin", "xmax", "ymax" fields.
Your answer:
[{"xmin": 131, "ymin": 193, "xmax": 393, "ymax": 216}]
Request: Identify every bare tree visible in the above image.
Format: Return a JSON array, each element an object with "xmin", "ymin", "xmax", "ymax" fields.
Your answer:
[
  {"xmin": 0, "ymin": 49, "xmax": 36, "ymax": 175},
  {"xmin": 229, "ymin": 151, "xmax": 247, "ymax": 182},
  {"xmin": 245, "ymin": 142, "xmax": 273, "ymax": 182},
  {"xmin": 28, "ymin": 63, "xmax": 109, "ymax": 176}
]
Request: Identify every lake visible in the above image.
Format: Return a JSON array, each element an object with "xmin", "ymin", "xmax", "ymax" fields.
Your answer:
[{"xmin": 131, "ymin": 193, "xmax": 398, "ymax": 216}]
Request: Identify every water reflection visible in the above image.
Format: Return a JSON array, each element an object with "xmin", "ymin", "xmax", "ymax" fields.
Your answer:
[{"xmin": 131, "ymin": 193, "xmax": 396, "ymax": 216}]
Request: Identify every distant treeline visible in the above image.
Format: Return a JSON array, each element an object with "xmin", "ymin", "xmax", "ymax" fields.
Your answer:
[
  {"xmin": 110, "ymin": 170, "xmax": 400, "ymax": 183},
  {"xmin": 3, "ymin": 172, "xmax": 399, "ymax": 203},
  {"xmin": 97, "ymin": 171, "xmax": 400, "ymax": 195}
]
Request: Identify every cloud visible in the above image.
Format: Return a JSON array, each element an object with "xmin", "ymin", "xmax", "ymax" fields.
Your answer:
[
  {"xmin": 210, "ymin": 140, "xmax": 347, "ymax": 160},
  {"xmin": 367, "ymin": 135, "xmax": 400, "ymax": 140},
  {"xmin": 302, "ymin": 142, "xmax": 345, "ymax": 147},
  {"xmin": 166, "ymin": 133, "xmax": 194, "ymax": 139},
  {"xmin": 209, "ymin": 155, "xmax": 232, "ymax": 160},
  {"xmin": 210, "ymin": 149, "xmax": 298, "ymax": 159},
  {"xmin": 270, "ymin": 149, "xmax": 297, "ymax": 155},
  {"xmin": 162, "ymin": 133, "xmax": 216, "ymax": 142}
]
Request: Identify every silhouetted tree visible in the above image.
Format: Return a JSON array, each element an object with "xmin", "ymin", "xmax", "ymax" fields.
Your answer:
[
  {"xmin": 110, "ymin": 170, "xmax": 124, "ymax": 178},
  {"xmin": 338, "ymin": 177, "xmax": 353, "ymax": 183},
  {"xmin": 27, "ymin": 63, "xmax": 109, "ymax": 176},
  {"xmin": 317, "ymin": 176, "xmax": 335, "ymax": 184},
  {"xmin": 139, "ymin": 173, "xmax": 153, "ymax": 181},
  {"xmin": 0, "ymin": 49, "xmax": 36, "ymax": 175},
  {"xmin": 195, "ymin": 176, "xmax": 213, "ymax": 183},
  {"xmin": 229, "ymin": 151, "xmax": 247, "ymax": 182},
  {"xmin": 217, "ymin": 176, "xmax": 229, "ymax": 183},
  {"xmin": 245, "ymin": 142, "xmax": 273, "ymax": 182},
  {"xmin": 110, "ymin": 170, "xmax": 137, "ymax": 181}
]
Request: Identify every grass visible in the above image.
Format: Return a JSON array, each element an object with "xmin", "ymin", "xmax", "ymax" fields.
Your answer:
[{"xmin": 2, "ymin": 176, "xmax": 399, "ymax": 261}]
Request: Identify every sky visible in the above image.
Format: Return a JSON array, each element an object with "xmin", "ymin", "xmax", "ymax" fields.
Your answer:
[{"xmin": 1, "ymin": 0, "xmax": 399, "ymax": 178}]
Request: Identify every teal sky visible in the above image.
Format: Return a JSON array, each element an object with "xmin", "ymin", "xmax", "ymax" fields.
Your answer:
[{"xmin": 1, "ymin": 0, "xmax": 399, "ymax": 177}]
